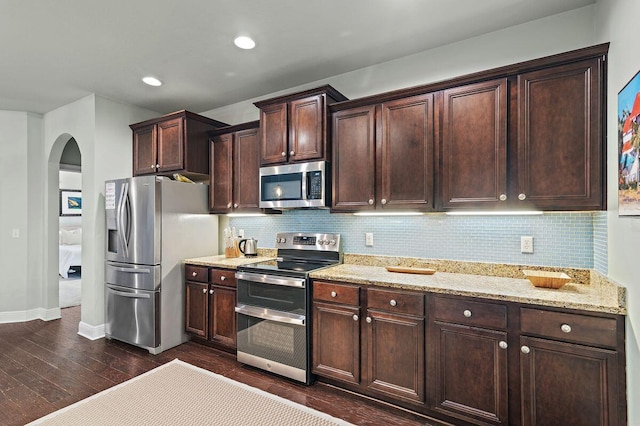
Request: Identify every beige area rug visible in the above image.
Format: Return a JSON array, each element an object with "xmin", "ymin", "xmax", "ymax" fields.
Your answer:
[{"xmin": 29, "ymin": 359, "xmax": 354, "ymax": 426}]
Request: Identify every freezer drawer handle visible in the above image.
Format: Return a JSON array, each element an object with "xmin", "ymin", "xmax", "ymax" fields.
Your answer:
[
  {"xmin": 109, "ymin": 266, "xmax": 151, "ymax": 274},
  {"xmin": 235, "ymin": 304, "xmax": 305, "ymax": 326},
  {"xmin": 110, "ymin": 289, "xmax": 151, "ymax": 299}
]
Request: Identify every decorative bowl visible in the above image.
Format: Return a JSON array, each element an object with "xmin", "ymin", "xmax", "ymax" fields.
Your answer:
[{"xmin": 523, "ymin": 270, "xmax": 572, "ymax": 289}]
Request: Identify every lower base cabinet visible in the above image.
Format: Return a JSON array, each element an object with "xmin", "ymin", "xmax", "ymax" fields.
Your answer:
[
  {"xmin": 185, "ymin": 265, "xmax": 237, "ymax": 352},
  {"xmin": 311, "ymin": 280, "xmax": 626, "ymax": 426}
]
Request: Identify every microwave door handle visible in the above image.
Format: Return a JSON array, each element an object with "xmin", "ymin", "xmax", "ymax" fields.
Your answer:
[{"xmin": 302, "ymin": 172, "xmax": 308, "ymax": 201}]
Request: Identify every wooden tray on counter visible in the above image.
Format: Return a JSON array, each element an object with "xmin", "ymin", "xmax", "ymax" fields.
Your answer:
[{"xmin": 385, "ymin": 266, "xmax": 436, "ymax": 275}]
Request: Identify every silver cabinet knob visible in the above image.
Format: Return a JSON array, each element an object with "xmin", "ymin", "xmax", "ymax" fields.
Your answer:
[
  {"xmin": 233, "ymin": 203, "xmax": 238, "ymax": 208},
  {"xmin": 202, "ymin": 288, "xmax": 207, "ymax": 294},
  {"xmin": 227, "ymin": 202, "xmax": 232, "ymax": 208},
  {"xmin": 220, "ymin": 276, "xmax": 226, "ymax": 281},
  {"xmin": 365, "ymin": 317, "xmax": 372, "ymax": 324},
  {"xmin": 209, "ymin": 289, "xmax": 214, "ymax": 294},
  {"xmin": 518, "ymin": 193, "xmax": 526, "ymax": 201},
  {"xmin": 330, "ymin": 291, "xmax": 337, "ymax": 298},
  {"xmin": 381, "ymin": 198, "xmax": 387, "ymax": 205},
  {"xmin": 353, "ymin": 314, "xmax": 359, "ymax": 321},
  {"xmin": 389, "ymin": 299, "xmax": 397, "ymax": 307},
  {"xmin": 156, "ymin": 164, "xmax": 160, "ymax": 169},
  {"xmin": 463, "ymin": 309, "xmax": 472, "ymax": 318},
  {"xmin": 290, "ymin": 150, "xmax": 295, "ymax": 156},
  {"xmin": 499, "ymin": 341, "xmax": 508, "ymax": 349},
  {"xmin": 192, "ymin": 271, "xmax": 197, "ymax": 277},
  {"xmin": 281, "ymin": 151, "xmax": 286, "ymax": 157},
  {"xmin": 368, "ymin": 199, "xmax": 374, "ymax": 205},
  {"xmin": 151, "ymin": 165, "xmax": 155, "ymax": 169},
  {"xmin": 521, "ymin": 345, "xmax": 530, "ymax": 354},
  {"xmin": 560, "ymin": 324, "xmax": 572, "ymax": 333},
  {"xmin": 499, "ymin": 194, "xmax": 507, "ymax": 201}
]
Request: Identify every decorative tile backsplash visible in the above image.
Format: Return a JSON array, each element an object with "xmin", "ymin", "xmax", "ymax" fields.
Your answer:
[{"xmin": 229, "ymin": 210, "xmax": 607, "ymax": 270}]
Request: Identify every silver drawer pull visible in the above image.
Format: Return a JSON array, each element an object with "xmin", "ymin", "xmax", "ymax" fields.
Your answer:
[
  {"xmin": 521, "ymin": 345, "xmax": 530, "ymax": 354},
  {"xmin": 561, "ymin": 323, "xmax": 572, "ymax": 333},
  {"xmin": 365, "ymin": 317, "xmax": 372, "ymax": 324},
  {"xmin": 330, "ymin": 291, "xmax": 337, "ymax": 298},
  {"xmin": 499, "ymin": 341, "xmax": 508, "ymax": 350},
  {"xmin": 353, "ymin": 315, "xmax": 359, "ymax": 321},
  {"xmin": 192, "ymin": 271, "xmax": 197, "ymax": 277},
  {"xmin": 221, "ymin": 276, "xmax": 226, "ymax": 281},
  {"xmin": 389, "ymin": 299, "xmax": 397, "ymax": 307},
  {"xmin": 463, "ymin": 309, "xmax": 472, "ymax": 318}
]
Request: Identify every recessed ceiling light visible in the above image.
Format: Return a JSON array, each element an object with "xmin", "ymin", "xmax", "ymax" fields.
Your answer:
[
  {"xmin": 234, "ymin": 36, "xmax": 255, "ymax": 50},
  {"xmin": 142, "ymin": 76, "xmax": 162, "ymax": 87}
]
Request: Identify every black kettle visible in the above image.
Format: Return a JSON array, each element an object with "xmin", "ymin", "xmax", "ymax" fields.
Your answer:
[{"xmin": 238, "ymin": 238, "xmax": 258, "ymax": 257}]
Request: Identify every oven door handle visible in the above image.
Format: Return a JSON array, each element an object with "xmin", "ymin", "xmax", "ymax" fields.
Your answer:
[
  {"xmin": 235, "ymin": 272, "xmax": 306, "ymax": 288},
  {"xmin": 235, "ymin": 304, "xmax": 306, "ymax": 326}
]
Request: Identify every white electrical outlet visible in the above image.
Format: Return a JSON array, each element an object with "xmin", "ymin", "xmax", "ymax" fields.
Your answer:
[
  {"xmin": 521, "ymin": 236, "xmax": 533, "ymax": 253},
  {"xmin": 12, "ymin": 229, "xmax": 19, "ymax": 238},
  {"xmin": 365, "ymin": 232, "xmax": 374, "ymax": 247},
  {"xmin": 238, "ymin": 229, "xmax": 245, "ymax": 238}
]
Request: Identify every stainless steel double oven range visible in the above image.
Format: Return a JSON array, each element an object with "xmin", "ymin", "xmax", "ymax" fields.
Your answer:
[{"xmin": 235, "ymin": 232, "xmax": 342, "ymax": 384}]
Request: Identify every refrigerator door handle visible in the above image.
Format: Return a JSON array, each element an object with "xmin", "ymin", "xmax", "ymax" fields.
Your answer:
[
  {"xmin": 118, "ymin": 181, "xmax": 130, "ymax": 258},
  {"xmin": 109, "ymin": 289, "xmax": 151, "ymax": 299}
]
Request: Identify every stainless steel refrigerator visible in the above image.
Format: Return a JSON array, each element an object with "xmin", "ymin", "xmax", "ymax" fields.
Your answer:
[{"xmin": 105, "ymin": 175, "xmax": 217, "ymax": 354}]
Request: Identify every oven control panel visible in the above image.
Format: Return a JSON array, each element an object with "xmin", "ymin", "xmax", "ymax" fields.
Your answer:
[{"xmin": 275, "ymin": 232, "xmax": 341, "ymax": 251}]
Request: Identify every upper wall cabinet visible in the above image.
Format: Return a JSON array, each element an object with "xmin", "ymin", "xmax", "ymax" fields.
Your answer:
[
  {"xmin": 440, "ymin": 79, "xmax": 508, "ymax": 209},
  {"xmin": 209, "ymin": 121, "xmax": 261, "ymax": 214},
  {"xmin": 254, "ymin": 85, "xmax": 348, "ymax": 166},
  {"xmin": 516, "ymin": 58, "xmax": 604, "ymax": 210},
  {"xmin": 332, "ymin": 94, "xmax": 435, "ymax": 212},
  {"xmin": 130, "ymin": 110, "xmax": 228, "ymax": 180}
]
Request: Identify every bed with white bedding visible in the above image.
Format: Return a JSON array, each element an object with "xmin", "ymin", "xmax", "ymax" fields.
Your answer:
[{"xmin": 59, "ymin": 227, "xmax": 82, "ymax": 279}]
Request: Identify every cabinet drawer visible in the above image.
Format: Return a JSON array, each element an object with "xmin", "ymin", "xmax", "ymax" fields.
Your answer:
[
  {"xmin": 313, "ymin": 281, "xmax": 359, "ymax": 306},
  {"xmin": 432, "ymin": 296, "xmax": 507, "ymax": 330},
  {"xmin": 210, "ymin": 268, "xmax": 236, "ymax": 287},
  {"xmin": 185, "ymin": 265, "xmax": 209, "ymax": 283},
  {"xmin": 367, "ymin": 288, "xmax": 424, "ymax": 316},
  {"xmin": 520, "ymin": 308, "xmax": 617, "ymax": 348}
]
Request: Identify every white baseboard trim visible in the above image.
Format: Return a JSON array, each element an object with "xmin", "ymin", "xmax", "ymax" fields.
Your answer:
[
  {"xmin": 0, "ymin": 307, "xmax": 61, "ymax": 324},
  {"xmin": 78, "ymin": 321, "xmax": 105, "ymax": 340}
]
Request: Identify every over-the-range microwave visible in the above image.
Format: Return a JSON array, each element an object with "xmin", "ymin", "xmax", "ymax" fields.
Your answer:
[{"xmin": 259, "ymin": 160, "xmax": 329, "ymax": 209}]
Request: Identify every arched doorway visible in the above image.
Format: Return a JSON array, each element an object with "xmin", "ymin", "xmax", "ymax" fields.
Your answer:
[{"xmin": 58, "ymin": 138, "xmax": 82, "ymax": 311}]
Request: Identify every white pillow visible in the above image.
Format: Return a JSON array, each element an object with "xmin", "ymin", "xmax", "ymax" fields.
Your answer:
[{"xmin": 61, "ymin": 228, "xmax": 82, "ymax": 245}]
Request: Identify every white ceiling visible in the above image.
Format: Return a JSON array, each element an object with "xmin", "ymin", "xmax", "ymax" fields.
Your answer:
[{"xmin": 0, "ymin": 0, "xmax": 595, "ymax": 115}]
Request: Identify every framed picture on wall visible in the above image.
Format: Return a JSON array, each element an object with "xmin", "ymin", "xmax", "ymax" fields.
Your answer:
[
  {"xmin": 618, "ymin": 69, "xmax": 640, "ymax": 215},
  {"xmin": 60, "ymin": 189, "xmax": 82, "ymax": 216}
]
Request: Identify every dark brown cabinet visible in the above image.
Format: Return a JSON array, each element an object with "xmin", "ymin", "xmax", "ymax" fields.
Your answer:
[
  {"xmin": 312, "ymin": 281, "xmax": 425, "ymax": 409},
  {"xmin": 427, "ymin": 295, "xmax": 509, "ymax": 425},
  {"xmin": 209, "ymin": 121, "xmax": 261, "ymax": 213},
  {"xmin": 131, "ymin": 110, "xmax": 228, "ymax": 180},
  {"xmin": 184, "ymin": 265, "xmax": 237, "ymax": 352},
  {"xmin": 519, "ymin": 308, "xmax": 623, "ymax": 426},
  {"xmin": 516, "ymin": 58, "xmax": 604, "ymax": 210},
  {"xmin": 332, "ymin": 93, "xmax": 435, "ymax": 212},
  {"xmin": 441, "ymin": 79, "xmax": 508, "ymax": 209},
  {"xmin": 254, "ymin": 85, "xmax": 347, "ymax": 165}
]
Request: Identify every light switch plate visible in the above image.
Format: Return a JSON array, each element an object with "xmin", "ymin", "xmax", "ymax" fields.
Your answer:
[{"xmin": 365, "ymin": 233, "xmax": 374, "ymax": 247}]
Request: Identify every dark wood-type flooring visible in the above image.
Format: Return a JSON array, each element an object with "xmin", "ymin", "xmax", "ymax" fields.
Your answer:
[{"xmin": 0, "ymin": 307, "xmax": 432, "ymax": 425}]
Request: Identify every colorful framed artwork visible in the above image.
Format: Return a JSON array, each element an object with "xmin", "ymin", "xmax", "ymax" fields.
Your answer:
[
  {"xmin": 618, "ymin": 70, "xmax": 640, "ymax": 215},
  {"xmin": 60, "ymin": 189, "xmax": 82, "ymax": 216}
]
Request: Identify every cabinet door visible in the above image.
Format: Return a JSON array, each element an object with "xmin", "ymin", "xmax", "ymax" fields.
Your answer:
[
  {"xmin": 133, "ymin": 124, "xmax": 157, "ymax": 176},
  {"xmin": 441, "ymin": 79, "xmax": 507, "ymax": 209},
  {"xmin": 428, "ymin": 322, "xmax": 508, "ymax": 425},
  {"xmin": 234, "ymin": 127, "xmax": 261, "ymax": 210},
  {"xmin": 517, "ymin": 58, "xmax": 603, "ymax": 210},
  {"xmin": 365, "ymin": 309, "xmax": 425, "ymax": 406},
  {"xmin": 290, "ymin": 94, "xmax": 324, "ymax": 162},
  {"xmin": 208, "ymin": 285, "xmax": 237, "ymax": 349},
  {"xmin": 185, "ymin": 281, "xmax": 208, "ymax": 337},
  {"xmin": 156, "ymin": 117, "xmax": 184, "ymax": 172},
  {"xmin": 520, "ymin": 336, "xmax": 620, "ymax": 426},
  {"xmin": 209, "ymin": 133, "xmax": 233, "ymax": 213},
  {"xmin": 312, "ymin": 302, "xmax": 361, "ymax": 385},
  {"xmin": 380, "ymin": 94, "xmax": 435, "ymax": 210},
  {"xmin": 260, "ymin": 103, "xmax": 288, "ymax": 165},
  {"xmin": 331, "ymin": 105, "xmax": 376, "ymax": 211}
]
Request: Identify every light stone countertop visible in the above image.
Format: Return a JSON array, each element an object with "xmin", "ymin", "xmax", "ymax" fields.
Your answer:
[
  {"xmin": 183, "ymin": 254, "xmax": 275, "ymax": 269},
  {"xmin": 310, "ymin": 263, "xmax": 626, "ymax": 315}
]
